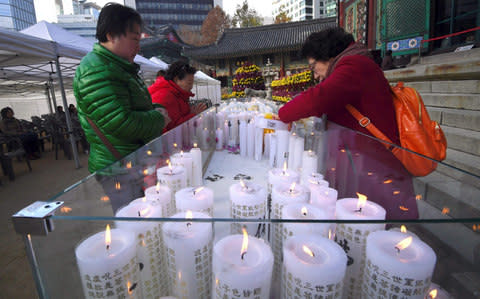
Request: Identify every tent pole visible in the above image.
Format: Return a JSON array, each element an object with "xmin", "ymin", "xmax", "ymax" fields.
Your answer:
[
  {"xmin": 49, "ymin": 79, "xmax": 58, "ymax": 112},
  {"xmin": 55, "ymin": 56, "xmax": 81, "ymax": 169},
  {"xmin": 45, "ymin": 84, "xmax": 53, "ymax": 114}
]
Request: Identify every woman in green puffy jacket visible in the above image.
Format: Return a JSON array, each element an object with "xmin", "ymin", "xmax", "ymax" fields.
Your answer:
[{"xmin": 73, "ymin": 3, "xmax": 169, "ymax": 174}]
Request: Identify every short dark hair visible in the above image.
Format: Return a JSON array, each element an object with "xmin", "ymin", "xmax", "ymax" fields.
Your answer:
[
  {"xmin": 1, "ymin": 107, "xmax": 13, "ymax": 119},
  {"xmin": 301, "ymin": 27, "xmax": 355, "ymax": 61},
  {"xmin": 165, "ymin": 61, "xmax": 197, "ymax": 81},
  {"xmin": 96, "ymin": 3, "xmax": 142, "ymax": 42},
  {"xmin": 156, "ymin": 70, "xmax": 166, "ymax": 78}
]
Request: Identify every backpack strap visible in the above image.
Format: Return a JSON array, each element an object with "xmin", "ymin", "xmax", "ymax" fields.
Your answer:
[
  {"xmin": 345, "ymin": 104, "xmax": 395, "ymax": 150},
  {"xmin": 86, "ymin": 116, "xmax": 123, "ymax": 160}
]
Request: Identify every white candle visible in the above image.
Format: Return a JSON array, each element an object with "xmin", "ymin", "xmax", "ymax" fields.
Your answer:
[
  {"xmin": 75, "ymin": 226, "xmax": 141, "ymax": 299},
  {"xmin": 254, "ymin": 125, "xmax": 263, "ymax": 161},
  {"xmin": 213, "ymin": 232, "xmax": 274, "ymax": 299},
  {"xmin": 335, "ymin": 195, "xmax": 387, "ymax": 299},
  {"xmin": 215, "ymin": 128, "xmax": 224, "ymax": 151},
  {"xmin": 281, "ymin": 203, "xmax": 330, "ymax": 243},
  {"xmin": 239, "ymin": 119, "xmax": 247, "ymax": 157},
  {"xmin": 163, "ymin": 211, "xmax": 213, "ymax": 299},
  {"xmin": 292, "ymin": 136, "xmax": 304, "ymax": 170},
  {"xmin": 301, "ymin": 150, "xmax": 318, "ymax": 182},
  {"xmin": 115, "ymin": 202, "xmax": 168, "ymax": 298},
  {"xmin": 228, "ymin": 114, "xmax": 238, "ymax": 145},
  {"xmin": 275, "ymin": 130, "xmax": 290, "ymax": 168},
  {"xmin": 282, "ymin": 235, "xmax": 347, "ymax": 299},
  {"xmin": 223, "ymin": 120, "xmax": 229, "ymax": 148},
  {"xmin": 144, "ymin": 183, "xmax": 175, "ymax": 217},
  {"xmin": 362, "ymin": 230, "xmax": 436, "ymax": 299},
  {"xmin": 170, "ymin": 151, "xmax": 193, "ymax": 186},
  {"xmin": 247, "ymin": 118, "xmax": 255, "ymax": 159},
  {"xmin": 309, "ymin": 185, "xmax": 337, "ymax": 220},
  {"xmin": 201, "ymin": 127, "xmax": 210, "ymax": 150},
  {"xmin": 156, "ymin": 164, "xmax": 187, "ymax": 197},
  {"xmin": 268, "ymin": 133, "xmax": 276, "ymax": 167},
  {"xmin": 271, "ymin": 182, "xmax": 309, "ymax": 289},
  {"xmin": 175, "ymin": 186, "xmax": 214, "ymax": 216},
  {"xmin": 229, "ymin": 181, "xmax": 267, "ymax": 236},
  {"xmin": 306, "ymin": 172, "xmax": 328, "ymax": 187},
  {"xmin": 190, "ymin": 145, "xmax": 203, "ymax": 186},
  {"xmin": 287, "ymin": 133, "xmax": 297, "ymax": 169},
  {"xmin": 267, "ymin": 163, "xmax": 300, "ymax": 194}
]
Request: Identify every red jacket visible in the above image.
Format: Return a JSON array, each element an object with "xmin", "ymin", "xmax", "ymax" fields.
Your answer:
[
  {"xmin": 148, "ymin": 77, "xmax": 195, "ymax": 132},
  {"xmin": 278, "ymin": 55, "xmax": 400, "ymax": 145}
]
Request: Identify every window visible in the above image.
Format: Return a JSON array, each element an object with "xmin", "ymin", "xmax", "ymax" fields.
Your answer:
[
  {"xmin": 263, "ymin": 54, "xmax": 275, "ymax": 65},
  {"xmin": 305, "ymin": 0, "xmax": 312, "ymax": 5},
  {"xmin": 0, "ymin": 4, "xmax": 11, "ymax": 16},
  {"xmin": 306, "ymin": 7, "xmax": 312, "ymax": 13},
  {"xmin": 320, "ymin": 9, "xmax": 324, "ymax": 14}
]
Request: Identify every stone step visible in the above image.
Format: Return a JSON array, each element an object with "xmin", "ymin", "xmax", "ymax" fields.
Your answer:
[
  {"xmin": 422, "ymin": 93, "xmax": 480, "ymax": 110},
  {"xmin": 427, "ymin": 107, "xmax": 480, "ymax": 132},
  {"xmin": 420, "ymin": 47, "xmax": 480, "ymax": 65},
  {"xmin": 413, "ymin": 184, "xmax": 480, "ymax": 265},
  {"xmin": 442, "ymin": 126, "xmax": 480, "ymax": 156},
  {"xmin": 437, "ymin": 148, "xmax": 480, "ymax": 189},
  {"xmin": 403, "ymin": 80, "xmax": 480, "ymax": 94},
  {"xmin": 413, "ymin": 171, "xmax": 480, "ymax": 222}
]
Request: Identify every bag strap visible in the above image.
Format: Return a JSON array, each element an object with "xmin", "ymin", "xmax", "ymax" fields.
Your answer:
[
  {"xmin": 345, "ymin": 104, "xmax": 395, "ymax": 150},
  {"xmin": 86, "ymin": 117, "xmax": 123, "ymax": 160}
]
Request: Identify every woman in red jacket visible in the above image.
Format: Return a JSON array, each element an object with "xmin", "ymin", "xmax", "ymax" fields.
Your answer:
[
  {"xmin": 279, "ymin": 27, "xmax": 418, "ymax": 220},
  {"xmin": 149, "ymin": 61, "xmax": 206, "ymax": 132}
]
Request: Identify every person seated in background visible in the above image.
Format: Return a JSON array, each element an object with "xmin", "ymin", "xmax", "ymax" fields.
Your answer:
[
  {"xmin": 0, "ymin": 107, "xmax": 41, "ymax": 159},
  {"xmin": 148, "ymin": 61, "xmax": 206, "ymax": 132},
  {"xmin": 68, "ymin": 104, "xmax": 77, "ymax": 116},
  {"xmin": 381, "ymin": 50, "xmax": 395, "ymax": 70}
]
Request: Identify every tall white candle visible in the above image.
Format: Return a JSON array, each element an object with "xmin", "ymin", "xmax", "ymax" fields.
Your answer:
[
  {"xmin": 292, "ymin": 136, "xmax": 304, "ymax": 170},
  {"xmin": 282, "ymin": 235, "xmax": 347, "ymax": 299},
  {"xmin": 171, "ymin": 152, "xmax": 193, "ymax": 187},
  {"xmin": 335, "ymin": 195, "xmax": 387, "ymax": 299},
  {"xmin": 275, "ymin": 130, "xmax": 290, "ymax": 168},
  {"xmin": 215, "ymin": 128, "xmax": 224, "ymax": 151},
  {"xmin": 201, "ymin": 127, "xmax": 210, "ymax": 150},
  {"xmin": 175, "ymin": 186, "xmax": 214, "ymax": 216},
  {"xmin": 301, "ymin": 150, "xmax": 318, "ymax": 182},
  {"xmin": 247, "ymin": 118, "xmax": 255, "ymax": 159},
  {"xmin": 362, "ymin": 230, "xmax": 436, "ymax": 299},
  {"xmin": 229, "ymin": 181, "xmax": 267, "ymax": 236},
  {"xmin": 254, "ymin": 126, "xmax": 263, "ymax": 161},
  {"xmin": 287, "ymin": 133, "xmax": 297, "ymax": 169},
  {"xmin": 157, "ymin": 164, "xmax": 187, "ymax": 198},
  {"xmin": 213, "ymin": 232, "xmax": 274, "ymax": 299},
  {"xmin": 239, "ymin": 119, "xmax": 247, "ymax": 157},
  {"xmin": 163, "ymin": 211, "xmax": 213, "ymax": 299},
  {"xmin": 190, "ymin": 145, "xmax": 203, "ymax": 187},
  {"xmin": 268, "ymin": 133, "xmax": 277, "ymax": 167},
  {"xmin": 144, "ymin": 183, "xmax": 175, "ymax": 217},
  {"xmin": 115, "ymin": 202, "xmax": 168, "ymax": 298},
  {"xmin": 75, "ymin": 226, "xmax": 141, "ymax": 299},
  {"xmin": 223, "ymin": 120, "xmax": 229, "ymax": 148}
]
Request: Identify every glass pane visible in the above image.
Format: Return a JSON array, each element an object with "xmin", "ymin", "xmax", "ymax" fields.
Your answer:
[{"xmin": 436, "ymin": 0, "xmax": 453, "ymax": 21}]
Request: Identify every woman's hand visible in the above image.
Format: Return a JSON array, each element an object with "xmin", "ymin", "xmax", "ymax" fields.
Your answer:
[
  {"xmin": 156, "ymin": 107, "xmax": 171, "ymax": 127},
  {"xmin": 191, "ymin": 103, "xmax": 207, "ymax": 115}
]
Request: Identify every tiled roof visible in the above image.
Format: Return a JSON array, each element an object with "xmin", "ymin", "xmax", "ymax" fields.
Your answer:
[{"xmin": 185, "ymin": 17, "xmax": 336, "ymax": 60}]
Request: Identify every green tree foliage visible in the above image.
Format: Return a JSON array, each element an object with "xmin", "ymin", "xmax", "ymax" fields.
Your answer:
[
  {"xmin": 200, "ymin": 5, "xmax": 230, "ymax": 45},
  {"xmin": 231, "ymin": 0, "xmax": 263, "ymax": 28},
  {"xmin": 274, "ymin": 5, "xmax": 292, "ymax": 24}
]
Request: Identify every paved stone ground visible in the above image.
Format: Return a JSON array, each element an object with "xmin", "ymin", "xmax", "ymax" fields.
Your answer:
[{"xmin": 0, "ymin": 145, "xmax": 89, "ymax": 299}]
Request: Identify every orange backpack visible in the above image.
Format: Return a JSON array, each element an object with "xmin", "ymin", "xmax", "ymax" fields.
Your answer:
[{"xmin": 346, "ymin": 82, "xmax": 447, "ymax": 176}]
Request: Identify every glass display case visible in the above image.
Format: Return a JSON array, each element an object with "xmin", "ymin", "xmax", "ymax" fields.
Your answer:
[{"xmin": 12, "ymin": 99, "xmax": 480, "ymax": 299}]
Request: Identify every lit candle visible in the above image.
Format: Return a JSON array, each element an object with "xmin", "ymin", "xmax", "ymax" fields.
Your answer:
[
  {"xmin": 267, "ymin": 161, "xmax": 300, "ymax": 193},
  {"xmin": 335, "ymin": 193, "xmax": 387, "ymax": 299},
  {"xmin": 281, "ymin": 203, "xmax": 330, "ymax": 243},
  {"xmin": 202, "ymin": 127, "xmax": 210, "ymax": 150},
  {"xmin": 75, "ymin": 225, "xmax": 141, "ymax": 299},
  {"xmin": 171, "ymin": 151, "xmax": 193, "ymax": 187},
  {"xmin": 215, "ymin": 128, "xmax": 224, "ymax": 151},
  {"xmin": 282, "ymin": 235, "xmax": 347, "ymax": 299},
  {"xmin": 247, "ymin": 118, "xmax": 255, "ymax": 159},
  {"xmin": 175, "ymin": 186, "xmax": 214, "ymax": 216},
  {"xmin": 301, "ymin": 150, "xmax": 318, "ymax": 182},
  {"xmin": 362, "ymin": 230, "xmax": 436, "ymax": 299},
  {"xmin": 144, "ymin": 182, "xmax": 174, "ymax": 217},
  {"xmin": 115, "ymin": 202, "xmax": 168, "ymax": 298},
  {"xmin": 213, "ymin": 228, "xmax": 274, "ymax": 299},
  {"xmin": 223, "ymin": 120, "xmax": 229, "ymax": 148},
  {"xmin": 425, "ymin": 283, "xmax": 452, "ymax": 299},
  {"xmin": 156, "ymin": 162, "xmax": 187, "ymax": 196},
  {"xmin": 163, "ymin": 211, "xmax": 213, "ymax": 299},
  {"xmin": 309, "ymin": 185, "xmax": 337, "ymax": 219},
  {"xmin": 189, "ymin": 144, "xmax": 203, "ymax": 186},
  {"xmin": 292, "ymin": 135, "xmax": 304, "ymax": 171},
  {"xmin": 229, "ymin": 180, "xmax": 267, "ymax": 235}
]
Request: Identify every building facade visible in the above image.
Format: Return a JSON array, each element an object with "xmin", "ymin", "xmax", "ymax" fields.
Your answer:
[
  {"xmin": 0, "ymin": 0, "xmax": 36, "ymax": 30},
  {"xmin": 272, "ymin": 0, "xmax": 336, "ymax": 21},
  {"xmin": 135, "ymin": 0, "xmax": 213, "ymax": 31}
]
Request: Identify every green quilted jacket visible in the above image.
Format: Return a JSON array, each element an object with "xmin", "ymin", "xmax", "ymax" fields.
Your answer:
[{"xmin": 73, "ymin": 44, "xmax": 165, "ymax": 173}]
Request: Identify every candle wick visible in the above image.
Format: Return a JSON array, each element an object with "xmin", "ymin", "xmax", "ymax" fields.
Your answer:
[
  {"xmin": 355, "ymin": 207, "xmax": 362, "ymax": 213},
  {"xmin": 302, "ymin": 212, "xmax": 307, "ymax": 216},
  {"xmin": 138, "ymin": 211, "xmax": 141, "ymax": 217},
  {"xmin": 395, "ymin": 246, "xmax": 400, "ymax": 253},
  {"xmin": 106, "ymin": 245, "xmax": 110, "ymax": 251},
  {"xmin": 186, "ymin": 222, "xmax": 192, "ymax": 228},
  {"xmin": 241, "ymin": 251, "xmax": 247, "ymax": 260}
]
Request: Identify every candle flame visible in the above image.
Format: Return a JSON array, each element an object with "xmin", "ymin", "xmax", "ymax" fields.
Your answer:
[
  {"xmin": 156, "ymin": 182, "xmax": 161, "ymax": 191},
  {"xmin": 356, "ymin": 192, "xmax": 367, "ymax": 210},
  {"xmin": 193, "ymin": 186, "xmax": 204, "ymax": 194},
  {"xmin": 367, "ymin": 172, "xmax": 373, "ymax": 176},
  {"xmin": 60, "ymin": 206, "xmax": 72, "ymax": 213},
  {"xmin": 115, "ymin": 182, "xmax": 121, "ymax": 190},
  {"xmin": 126, "ymin": 161, "xmax": 132, "ymax": 169},
  {"xmin": 105, "ymin": 224, "xmax": 111, "ymax": 249},
  {"xmin": 180, "ymin": 150, "xmax": 184, "ymax": 156},
  {"xmin": 289, "ymin": 182, "xmax": 296, "ymax": 193},
  {"xmin": 173, "ymin": 143, "xmax": 177, "ymax": 148},
  {"xmin": 308, "ymin": 179, "xmax": 319, "ymax": 185},
  {"xmin": 138, "ymin": 207, "xmax": 150, "ymax": 217},
  {"xmin": 383, "ymin": 179, "xmax": 393, "ymax": 184},
  {"xmin": 147, "ymin": 150, "xmax": 152, "ymax": 156},
  {"xmin": 442, "ymin": 207, "xmax": 450, "ymax": 215},
  {"xmin": 399, "ymin": 206, "xmax": 409, "ymax": 211},
  {"xmin": 168, "ymin": 160, "xmax": 172, "ymax": 171},
  {"xmin": 240, "ymin": 180, "xmax": 246, "ymax": 189},
  {"xmin": 416, "ymin": 194, "xmax": 423, "ymax": 201},
  {"xmin": 328, "ymin": 229, "xmax": 335, "ymax": 240},
  {"xmin": 283, "ymin": 161, "xmax": 287, "ymax": 172},
  {"xmin": 194, "ymin": 143, "xmax": 198, "ymax": 148},
  {"xmin": 401, "ymin": 225, "xmax": 407, "ymax": 233},
  {"xmin": 395, "ymin": 236, "xmax": 413, "ymax": 251},
  {"xmin": 301, "ymin": 206, "xmax": 308, "ymax": 216},
  {"xmin": 429, "ymin": 289, "xmax": 438, "ymax": 298},
  {"xmin": 101, "ymin": 196, "xmax": 110, "ymax": 202},
  {"xmin": 240, "ymin": 227, "xmax": 249, "ymax": 258},
  {"xmin": 186, "ymin": 210, "xmax": 193, "ymax": 219},
  {"xmin": 143, "ymin": 168, "xmax": 149, "ymax": 175},
  {"xmin": 393, "ymin": 190, "xmax": 400, "ymax": 195},
  {"xmin": 302, "ymin": 245, "xmax": 314, "ymax": 257},
  {"xmin": 340, "ymin": 149, "xmax": 346, "ymax": 153}
]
